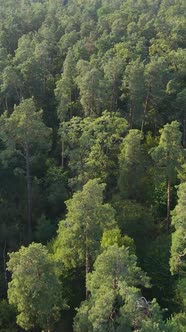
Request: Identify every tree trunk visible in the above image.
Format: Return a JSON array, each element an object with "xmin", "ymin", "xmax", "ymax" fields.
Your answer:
[
  {"xmin": 85, "ymin": 247, "xmax": 90, "ymax": 299},
  {"xmin": 129, "ymin": 103, "xmax": 133, "ymax": 129},
  {"xmin": 167, "ymin": 178, "xmax": 171, "ymax": 232},
  {"xmin": 141, "ymin": 118, "xmax": 144, "ymax": 133},
  {"xmin": 85, "ymin": 225, "xmax": 90, "ymax": 299},
  {"xmin": 141, "ymin": 94, "xmax": 149, "ymax": 133},
  {"xmin": 3, "ymin": 240, "xmax": 7, "ymax": 289},
  {"xmin": 61, "ymin": 139, "xmax": 64, "ymax": 169},
  {"xmin": 5, "ymin": 95, "xmax": 8, "ymax": 111},
  {"xmin": 183, "ymin": 116, "xmax": 186, "ymax": 148},
  {"xmin": 25, "ymin": 143, "xmax": 32, "ymax": 243}
]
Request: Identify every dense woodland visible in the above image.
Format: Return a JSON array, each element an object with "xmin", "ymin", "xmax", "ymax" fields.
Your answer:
[{"xmin": 0, "ymin": 0, "xmax": 186, "ymax": 331}]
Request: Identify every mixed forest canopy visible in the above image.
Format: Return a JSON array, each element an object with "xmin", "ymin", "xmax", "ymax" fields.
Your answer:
[{"xmin": 0, "ymin": 0, "xmax": 185, "ymax": 331}]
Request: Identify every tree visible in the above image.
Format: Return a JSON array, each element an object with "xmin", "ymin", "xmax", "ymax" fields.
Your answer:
[
  {"xmin": 0, "ymin": 299, "xmax": 17, "ymax": 331},
  {"xmin": 142, "ymin": 234, "xmax": 177, "ymax": 313},
  {"xmin": 122, "ymin": 59, "xmax": 145, "ymax": 129},
  {"xmin": 76, "ymin": 60, "xmax": 105, "ymax": 116},
  {"xmin": 59, "ymin": 116, "xmax": 93, "ymax": 189},
  {"xmin": 12, "ymin": 33, "xmax": 44, "ymax": 101},
  {"xmin": 55, "ymin": 49, "xmax": 77, "ymax": 167},
  {"xmin": 0, "ymin": 0, "xmax": 186, "ymax": 327},
  {"xmin": 44, "ymin": 164, "xmax": 68, "ymax": 217},
  {"xmin": 101, "ymin": 227, "xmax": 135, "ymax": 253},
  {"xmin": 144, "ymin": 57, "xmax": 170, "ymax": 133},
  {"xmin": 167, "ymin": 313, "xmax": 186, "ymax": 332},
  {"xmin": 74, "ymin": 244, "xmax": 150, "ymax": 332},
  {"xmin": 55, "ymin": 49, "xmax": 76, "ymax": 122},
  {"xmin": 54, "ymin": 179, "xmax": 116, "ymax": 298},
  {"xmin": 103, "ymin": 56, "xmax": 124, "ymax": 113},
  {"xmin": 84, "ymin": 111, "xmax": 128, "ymax": 189},
  {"xmin": 7, "ymin": 242, "xmax": 63, "ymax": 332},
  {"xmin": 178, "ymin": 163, "xmax": 186, "ymax": 183},
  {"xmin": 1, "ymin": 65, "xmax": 22, "ymax": 106},
  {"xmin": 175, "ymin": 88, "xmax": 186, "ymax": 147},
  {"xmin": 0, "ymin": 98, "xmax": 51, "ymax": 242},
  {"xmin": 114, "ymin": 200, "xmax": 155, "ymax": 260},
  {"xmin": 151, "ymin": 121, "xmax": 184, "ymax": 231},
  {"xmin": 118, "ymin": 129, "xmax": 148, "ymax": 202},
  {"xmin": 139, "ymin": 299, "xmax": 170, "ymax": 332},
  {"xmin": 59, "ymin": 111, "xmax": 128, "ymax": 190},
  {"xmin": 170, "ymin": 182, "xmax": 186, "ymax": 276}
]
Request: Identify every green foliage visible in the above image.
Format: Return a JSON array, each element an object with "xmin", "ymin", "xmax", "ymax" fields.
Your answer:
[
  {"xmin": 103, "ymin": 55, "xmax": 124, "ymax": 113},
  {"xmin": 178, "ymin": 163, "xmax": 186, "ymax": 183},
  {"xmin": 114, "ymin": 200, "xmax": 155, "ymax": 259},
  {"xmin": 0, "ymin": 98, "xmax": 51, "ymax": 240},
  {"xmin": 176, "ymin": 278, "xmax": 186, "ymax": 310},
  {"xmin": 54, "ymin": 179, "xmax": 116, "ymax": 269},
  {"xmin": 7, "ymin": 242, "xmax": 64, "ymax": 331},
  {"xmin": 60, "ymin": 111, "xmax": 128, "ymax": 189},
  {"xmin": 76, "ymin": 60, "xmax": 105, "ymax": 116},
  {"xmin": 118, "ymin": 129, "xmax": 148, "ymax": 201},
  {"xmin": 55, "ymin": 49, "xmax": 76, "ymax": 121},
  {"xmin": 167, "ymin": 312, "xmax": 186, "ymax": 332},
  {"xmin": 151, "ymin": 121, "xmax": 183, "ymax": 182},
  {"xmin": 0, "ymin": 0, "xmax": 185, "ymax": 329},
  {"xmin": 142, "ymin": 235, "xmax": 177, "ymax": 313},
  {"xmin": 101, "ymin": 227, "xmax": 135, "ymax": 254},
  {"xmin": 139, "ymin": 299, "xmax": 170, "ymax": 332},
  {"xmin": 34, "ymin": 214, "xmax": 56, "ymax": 244},
  {"xmin": 170, "ymin": 182, "xmax": 186, "ymax": 311},
  {"xmin": 74, "ymin": 244, "xmax": 150, "ymax": 332},
  {"xmin": 44, "ymin": 165, "xmax": 68, "ymax": 216},
  {"xmin": 0, "ymin": 98, "xmax": 51, "ymax": 164},
  {"xmin": 170, "ymin": 182, "xmax": 186, "ymax": 275},
  {"xmin": 122, "ymin": 59, "xmax": 145, "ymax": 127},
  {"xmin": 0, "ymin": 300, "xmax": 17, "ymax": 331},
  {"xmin": 151, "ymin": 121, "xmax": 184, "ymax": 230}
]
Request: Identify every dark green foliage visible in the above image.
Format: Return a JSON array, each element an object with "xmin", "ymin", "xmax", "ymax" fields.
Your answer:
[
  {"xmin": 142, "ymin": 235, "xmax": 178, "ymax": 314},
  {"xmin": 0, "ymin": 300, "xmax": 17, "ymax": 331},
  {"xmin": 34, "ymin": 214, "xmax": 56, "ymax": 244},
  {"xmin": 170, "ymin": 182, "xmax": 186, "ymax": 275},
  {"xmin": 44, "ymin": 165, "xmax": 69, "ymax": 217},
  {"xmin": 0, "ymin": 0, "xmax": 185, "ymax": 330},
  {"xmin": 118, "ymin": 129, "xmax": 149, "ymax": 202},
  {"xmin": 114, "ymin": 200, "xmax": 156, "ymax": 259}
]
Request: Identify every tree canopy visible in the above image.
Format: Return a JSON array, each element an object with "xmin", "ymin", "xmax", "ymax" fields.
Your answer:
[{"xmin": 0, "ymin": 0, "xmax": 185, "ymax": 331}]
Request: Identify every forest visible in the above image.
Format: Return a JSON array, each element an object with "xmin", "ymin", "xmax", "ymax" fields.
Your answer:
[{"xmin": 0, "ymin": 0, "xmax": 185, "ymax": 331}]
